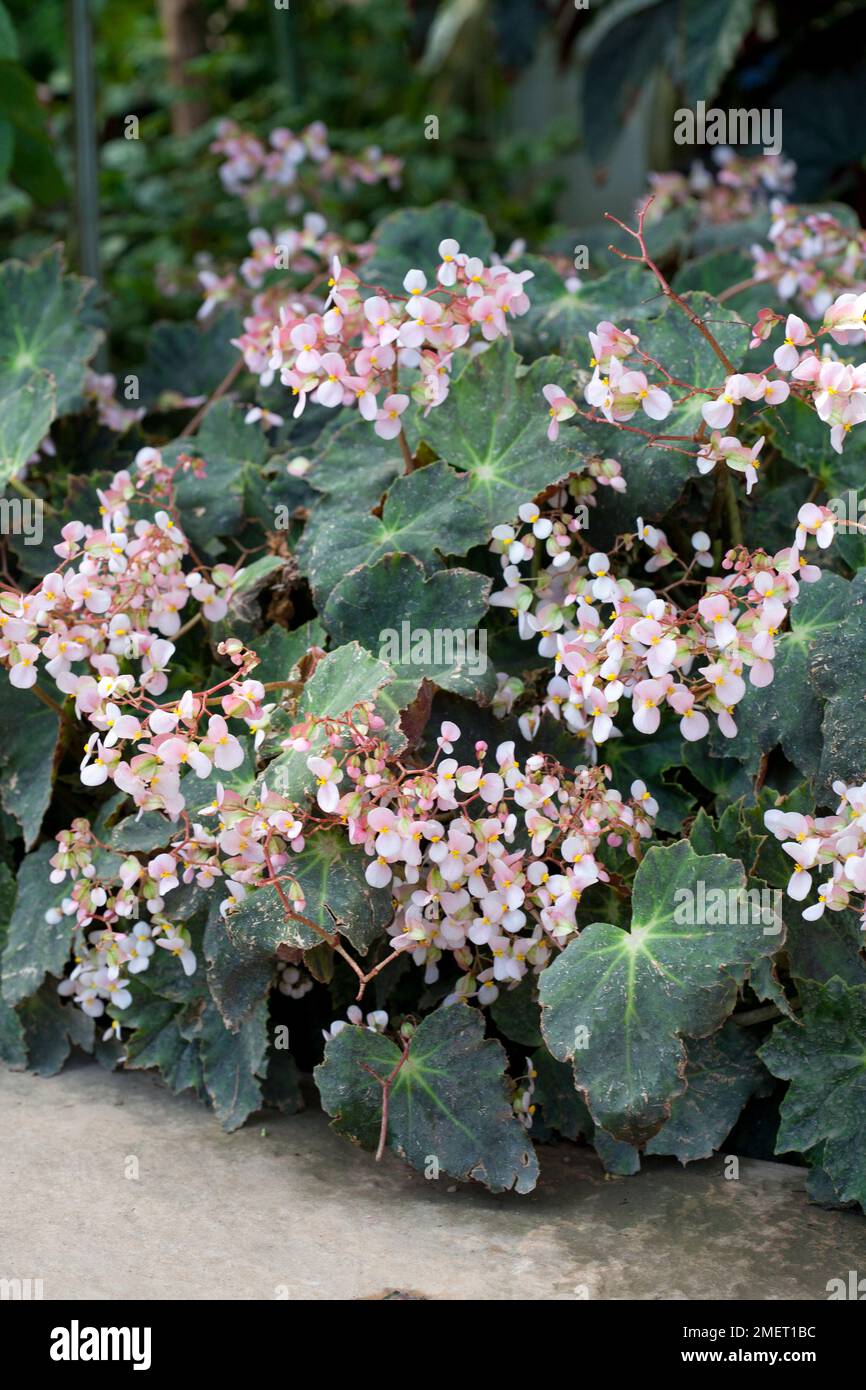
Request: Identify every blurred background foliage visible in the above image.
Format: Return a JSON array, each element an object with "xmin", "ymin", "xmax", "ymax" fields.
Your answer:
[{"xmin": 1, "ymin": 0, "xmax": 865, "ymax": 359}]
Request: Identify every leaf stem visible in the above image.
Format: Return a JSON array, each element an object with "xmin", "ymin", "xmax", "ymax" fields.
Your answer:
[
  {"xmin": 360, "ymin": 1033, "xmax": 412, "ymax": 1162},
  {"xmin": 179, "ymin": 358, "xmax": 244, "ymax": 438},
  {"xmin": 9, "ymin": 476, "xmax": 56, "ymax": 517},
  {"xmin": 606, "ymin": 197, "xmax": 736, "ymax": 374}
]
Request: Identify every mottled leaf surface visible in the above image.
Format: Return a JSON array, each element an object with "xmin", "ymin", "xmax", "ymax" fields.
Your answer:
[
  {"xmin": 316, "ymin": 1002, "xmax": 539, "ymax": 1193},
  {"xmin": 539, "ymin": 840, "xmax": 778, "ymax": 1141},
  {"xmin": 761, "ymin": 977, "xmax": 866, "ymax": 1208}
]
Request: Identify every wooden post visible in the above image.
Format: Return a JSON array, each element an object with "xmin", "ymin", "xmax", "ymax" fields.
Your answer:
[
  {"xmin": 70, "ymin": 0, "xmax": 100, "ymax": 287},
  {"xmin": 158, "ymin": 0, "xmax": 209, "ymax": 136}
]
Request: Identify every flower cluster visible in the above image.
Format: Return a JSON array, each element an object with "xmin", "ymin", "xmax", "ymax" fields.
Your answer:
[
  {"xmin": 211, "ymin": 119, "xmax": 402, "ymax": 207},
  {"xmin": 745, "ymin": 298, "xmax": 866, "ymax": 455},
  {"xmin": 83, "ymin": 371, "xmax": 146, "ymax": 435},
  {"xmin": 0, "ymin": 455, "xmax": 313, "ymax": 1022},
  {"xmin": 0, "ymin": 458, "xmax": 261, "ymax": 794},
  {"xmin": 6, "ymin": 450, "xmax": 656, "ymax": 1027},
  {"xmin": 764, "ymin": 781, "xmax": 866, "ymax": 930},
  {"xmin": 42, "ymin": 694, "xmax": 658, "ymax": 1026},
  {"xmin": 552, "ymin": 286, "xmax": 866, "ymax": 481},
  {"xmin": 645, "ymin": 147, "xmax": 795, "ymax": 228},
  {"xmin": 751, "ymin": 203, "xmax": 866, "ymax": 321},
  {"xmin": 339, "ymin": 722, "xmax": 657, "ymax": 1000},
  {"xmin": 489, "ymin": 498, "xmax": 829, "ymax": 750},
  {"xmin": 198, "ymin": 119, "xmax": 401, "ymax": 342},
  {"xmin": 581, "ymin": 320, "xmax": 673, "ymax": 423},
  {"xmin": 323, "ymin": 1006, "xmax": 389, "ymax": 1043},
  {"xmin": 236, "ymin": 244, "xmax": 533, "ymax": 433}
]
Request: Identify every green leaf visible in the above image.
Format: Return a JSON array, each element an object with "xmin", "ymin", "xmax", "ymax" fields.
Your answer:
[
  {"xmin": 263, "ymin": 641, "xmax": 397, "ymax": 803},
  {"xmin": 679, "ymin": 742, "xmax": 752, "ymax": 807},
  {"xmin": 363, "ymin": 201, "xmax": 495, "ymax": 296},
  {"xmin": 122, "ymin": 995, "xmax": 203, "ymax": 1095},
  {"xmin": 531, "ymin": 1045, "xmax": 592, "ymax": 1140},
  {"xmin": 0, "ymin": 61, "xmax": 65, "ymax": 202},
  {"xmin": 688, "ymin": 803, "xmax": 762, "ymax": 868},
  {"xmin": 304, "ymin": 415, "xmax": 405, "ymax": 512},
  {"xmin": 261, "ymin": 1043, "xmax": 303, "ymax": 1113},
  {"xmin": 108, "ymin": 810, "xmax": 174, "ymax": 854},
  {"xmin": 761, "ymin": 977, "xmax": 866, "ymax": 1209},
  {"xmin": 303, "ymin": 459, "xmax": 488, "ymax": 606},
  {"xmin": 139, "ymin": 311, "xmax": 243, "ymax": 409},
  {"xmin": 19, "ymin": 984, "xmax": 94, "ymax": 1077},
  {"xmin": 785, "ymin": 909, "xmax": 866, "ymax": 990},
  {"xmin": 231, "ymin": 553, "xmax": 287, "ymax": 595},
  {"xmin": 713, "ymin": 572, "xmax": 849, "ymax": 782},
  {"xmin": 213, "ymin": 829, "xmax": 394, "ymax": 1030},
  {"xmin": 579, "ymin": 0, "xmax": 675, "ymax": 166},
  {"xmin": 0, "ymin": 678, "xmax": 60, "ymax": 847},
  {"xmin": 419, "ymin": 340, "xmax": 584, "ymax": 530},
  {"xmin": 645, "ymin": 1021, "xmax": 766, "ymax": 1162},
  {"xmin": 573, "ymin": 294, "xmax": 750, "ymax": 519},
  {"xmin": 0, "ymin": 373, "xmax": 55, "ymax": 485},
  {"xmin": 0, "ymin": 864, "xmax": 25, "ymax": 1067},
  {"xmin": 593, "ymin": 1127, "xmax": 641, "ymax": 1175},
  {"xmin": 9, "ymin": 124, "xmax": 66, "ymax": 203},
  {"xmin": 0, "ymin": 118, "xmax": 13, "ymax": 184},
  {"xmin": 679, "ymin": 0, "xmax": 757, "ymax": 105},
  {"xmin": 747, "ymin": 788, "xmax": 866, "ymax": 989},
  {"xmin": 0, "ymin": 246, "xmax": 100, "ymax": 413},
  {"xmin": 163, "ymin": 401, "xmax": 264, "ymax": 552},
  {"xmin": 810, "ymin": 570, "xmax": 866, "ymax": 799},
  {"xmin": 315, "ymin": 1002, "xmax": 539, "ymax": 1193},
  {"xmin": 490, "ymin": 977, "xmax": 543, "ymax": 1048},
  {"xmin": 539, "ymin": 840, "xmax": 779, "ymax": 1142},
  {"xmin": 204, "ymin": 898, "xmax": 276, "ymax": 1033},
  {"xmin": 1, "ymin": 842, "xmax": 71, "ymax": 1006},
  {"xmin": 251, "ymin": 620, "xmax": 325, "ymax": 686},
  {"xmin": 673, "ymin": 247, "xmax": 771, "ymax": 323},
  {"xmin": 324, "ymin": 553, "xmax": 494, "ymax": 714},
  {"xmin": 198, "ymin": 997, "xmax": 268, "ymax": 1132},
  {"xmin": 513, "ymin": 260, "xmax": 658, "ymax": 361},
  {"xmin": 225, "ymin": 830, "xmax": 392, "ymax": 962},
  {"xmin": 0, "ymin": 4, "xmax": 19, "ymax": 59},
  {"xmin": 602, "ymin": 724, "xmax": 696, "ymax": 833},
  {"xmin": 805, "ymin": 1145, "xmax": 859, "ymax": 1210},
  {"xmin": 766, "ymin": 395, "xmax": 866, "ymax": 493}
]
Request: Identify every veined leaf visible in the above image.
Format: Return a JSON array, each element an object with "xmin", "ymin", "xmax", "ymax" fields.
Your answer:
[
  {"xmin": 315, "ymin": 1002, "xmax": 539, "ymax": 1193},
  {"xmin": 539, "ymin": 840, "xmax": 779, "ymax": 1142}
]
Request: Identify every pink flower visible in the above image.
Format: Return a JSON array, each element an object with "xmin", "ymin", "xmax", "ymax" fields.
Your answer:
[
  {"xmin": 148, "ymin": 853, "xmax": 180, "ymax": 894},
  {"xmin": 542, "ymin": 383, "xmax": 577, "ymax": 441},
  {"xmin": 314, "ymin": 353, "xmax": 349, "ymax": 408},
  {"xmin": 307, "ymin": 754, "xmax": 342, "ymax": 812},
  {"xmin": 9, "ymin": 643, "xmax": 39, "ymax": 688},
  {"xmin": 437, "ymin": 238, "xmax": 461, "ymax": 287},
  {"xmin": 632, "ymin": 678, "xmax": 666, "ymax": 735},
  {"xmin": 374, "ymin": 393, "xmax": 409, "ymax": 440},
  {"xmin": 782, "ymin": 838, "xmax": 820, "ymax": 900},
  {"xmin": 795, "ymin": 503, "xmax": 835, "ymax": 549},
  {"xmin": 470, "ymin": 295, "xmax": 507, "ymax": 341},
  {"xmin": 698, "ymin": 593, "xmax": 737, "ymax": 647},
  {"xmin": 206, "ymin": 715, "xmax": 244, "ymax": 770},
  {"xmin": 773, "ymin": 314, "xmax": 812, "ymax": 372},
  {"xmin": 669, "ymin": 689, "xmax": 709, "ymax": 742}
]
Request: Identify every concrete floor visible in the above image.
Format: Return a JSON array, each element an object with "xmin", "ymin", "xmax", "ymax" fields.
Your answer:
[{"xmin": 2, "ymin": 1058, "xmax": 865, "ymax": 1300}]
